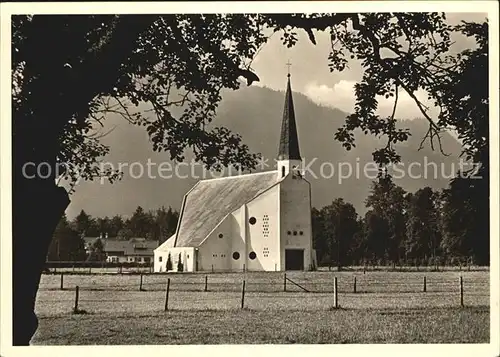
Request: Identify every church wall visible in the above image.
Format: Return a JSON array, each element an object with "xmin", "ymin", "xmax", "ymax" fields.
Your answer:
[
  {"xmin": 196, "ymin": 185, "xmax": 280, "ymax": 272},
  {"xmin": 229, "ymin": 206, "xmax": 246, "ymax": 271},
  {"xmin": 279, "ymin": 174, "xmax": 314, "ymax": 270},
  {"xmin": 245, "ymin": 185, "xmax": 281, "ymax": 271},
  {"xmin": 197, "ymin": 216, "xmax": 233, "ymax": 271},
  {"xmin": 154, "ymin": 247, "xmax": 195, "ymax": 272}
]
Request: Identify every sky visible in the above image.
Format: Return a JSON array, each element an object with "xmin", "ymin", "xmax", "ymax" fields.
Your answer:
[{"xmin": 249, "ymin": 12, "xmax": 487, "ymax": 119}]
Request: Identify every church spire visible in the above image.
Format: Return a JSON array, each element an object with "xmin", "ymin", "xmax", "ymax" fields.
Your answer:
[{"xmin": 277, "ymin": 69, "xmax": 301, "ymax": 161}]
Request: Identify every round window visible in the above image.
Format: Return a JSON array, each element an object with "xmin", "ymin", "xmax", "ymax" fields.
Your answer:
[
  {"xmin": 287, "ymin": 231, "xmax": 291, "ymax": 235},
  {"xmin": 299, "ymin": 231, "xmax": 304, "ymax": 235},
  {"xmin": 218, "ymin": 233, "xmax": 223, "ymax": 238},
  {"xmin": 249, "ymin": 217, "xmax": 257, "ymax": 225},
  {"xmin": 232, "ymin": 252, "xmax": 240, "ymax": 260},
  {"xmin": 249, "ymin": 252, "xmax": 257, "ymax": 260},
  {"xmin": 293, "ymin": 231, "xmax": 298, "ymax": 236}
]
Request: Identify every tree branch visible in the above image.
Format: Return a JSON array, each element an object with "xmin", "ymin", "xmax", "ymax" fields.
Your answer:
[{"xmin": 350, "ymin": 14, "xmax": 448, "ymax": 156}]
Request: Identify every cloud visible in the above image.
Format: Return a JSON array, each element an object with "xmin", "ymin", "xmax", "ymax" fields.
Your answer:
[{"xmin": 304, "ymin": 80, "xmax": 438, "ymax": 120}]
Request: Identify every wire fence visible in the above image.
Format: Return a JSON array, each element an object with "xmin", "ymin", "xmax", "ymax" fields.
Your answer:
[
  {"xmin": 35, "ymin": 271, "xmax": 489, "ymax": 315},
  {"xmin": 44, "ymin": 263, "xmax": 489, "ymax": 275}
]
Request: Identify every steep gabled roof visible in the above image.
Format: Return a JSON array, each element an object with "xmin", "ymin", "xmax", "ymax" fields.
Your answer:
[
  {"xmin": 155, "ymin": 234, "xmax": 176, "ymax": 252},
  {"xmin": 174, "ymin": 171, "xmax": 280, "ymax": 247}
]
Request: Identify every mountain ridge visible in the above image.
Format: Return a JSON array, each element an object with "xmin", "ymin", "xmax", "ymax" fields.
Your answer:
[{"xmin": 65, "ymin": 85, "xmax": 462, "ymax": 219}]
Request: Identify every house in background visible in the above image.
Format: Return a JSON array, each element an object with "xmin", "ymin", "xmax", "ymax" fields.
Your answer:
[
  {"xmin": 154, "ymin": 74, "xmax": 317, "ymax": 273},
  {"xmin": 84, "ymin": 236, "xmax": 159, "ymax": 264}
]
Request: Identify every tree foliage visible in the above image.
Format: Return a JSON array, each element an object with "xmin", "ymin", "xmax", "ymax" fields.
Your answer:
[
  {"xmin": 405, "ymin": 187, "xmax": 441, "ymax": 263},
  {"xmin": 12, "ymin": 14, "xmax": 270, "ymax": 193},
  {"xmin": 166, "ymin": 252, "xmax": 173, "ymax": 272},
  {"xmin": 365, "ymin": 175, "xmax": 409, "ymax": 264},
  {"xmin": 440, "ymin": 174, "xmax": 489, "ymax": 265},
  {"xmin": 312, "ymin": 199, "xmax": 359, "ymax": 268},
  {"xmin": 272, "ymin": 14, "xmax": 488, "ymax": 169},
  {"xmin": 87, "ymin": 238, "xmax": 106, "ymax": 262},
  {"xmin": 362, "ymin": 210, "xmax": 389, "ymax": 265},
  {"xmin": 177, "ymin": 253, "xmax": 184, "ymax": 272},
  {"xmin": 11, "ymin": 12, "xmax": 489, "ymax": 345},
  {"xmin": 12, "ymin": 14, "xmax": 489, "ymax": 185},
  {"xmin": 311, "ymin": 181, "xmax": 487, "ymax": 267},
  {"xmin": 67, "ymin": 206, "xmax": 179, "ymax": 241},
  {"xmin": 47, "ymin": 214, "xmax": 86, "ymax": 261}
]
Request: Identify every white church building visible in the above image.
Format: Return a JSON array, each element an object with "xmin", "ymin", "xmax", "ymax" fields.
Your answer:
[{"xmin": 154, "ymin": 74, "xmax": 317, "ymax": 272}]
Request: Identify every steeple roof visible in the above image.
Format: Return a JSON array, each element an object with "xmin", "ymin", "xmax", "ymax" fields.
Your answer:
[{"xmin": 277, "ymin": 74, "xmax": 301, "ymax": 161}]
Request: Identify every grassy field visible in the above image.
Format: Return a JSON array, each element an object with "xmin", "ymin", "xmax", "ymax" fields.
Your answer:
[{"xmin": 32, "ymin": 270, "xmax": 490, "ymax": 344}]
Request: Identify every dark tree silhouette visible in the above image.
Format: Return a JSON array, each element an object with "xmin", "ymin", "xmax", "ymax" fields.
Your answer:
[
  {"xmin": 87, "ymin": 238, "xmax": 106, "ymax": 262},
  {"xmin": 365, "ymin": 175, "xmax": 408, "ymax": 265},
  {"xmin": 177, "ymin": 253, "xmax": 183, "ymax": 272},
  {"xmin": 166, "ymin": 253, "xmax": 173, "ymax": 272},
  {"xmin": 318, "ymin": 199, "xmax": 359, "ymax": 270},
  {"xmin": 405, "ymin": 187, "xmax": 441, "ymax": 265},
  {"xmin": 47, "ymin": 214, "xmax": 86, "ymax": 262}
]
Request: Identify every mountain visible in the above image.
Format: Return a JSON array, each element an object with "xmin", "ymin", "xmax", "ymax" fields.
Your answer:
[{"xmin": 65, "ymin": 85, "xmax": 463, "ymax": 219}]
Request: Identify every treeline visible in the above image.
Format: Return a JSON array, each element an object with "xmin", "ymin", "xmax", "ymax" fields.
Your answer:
[
  {"xmin": 313, "ymin": 174, "xmax": 489, "ymax": 268},
  {"xmin": 47, "ymin": 206, "xmax": 179, "ymax": 261},
  {"xmin": 49, "ymin": 172, "xmax": 488, "ymax": 267},
  {"xmin": 71, "ymin": 206, "xmax": 179, "ymax": 240}
]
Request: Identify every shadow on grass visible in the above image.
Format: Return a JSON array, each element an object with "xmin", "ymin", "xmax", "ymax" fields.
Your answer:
[
  {"xmin": 38, "ymin": 304, "xmax": 490, "ymax": 322},
  {"xmin": 72, "ymin": 309, "xmax": 89, "ymax": 315}
]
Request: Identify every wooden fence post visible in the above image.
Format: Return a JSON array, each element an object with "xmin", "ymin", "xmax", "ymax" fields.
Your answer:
[
  {"xmin": 333, "ymin": 277, "xmax": 338, "ymax": 308},
  {"xmin": 283, "ymin": 273, "xmax": 287, "ymax": 292},
  {"xmin": 204, "ymin": 275, "xmax": 208, "ymax": 292},
  {"xmin": 423, "ymin": 276, "xmax": 427, "ymax": 292},
  {"xmin": 460, "ymin": 276, "xmax": 464, "ymax": 307},
  {"xmin": 88, "ymin": 266, "xmax": 91, "ymax": 274},
  {"xmin": 139, "ymin": 274, "xmax": 144, "ymax": 291},
  {"xmin": 241, "ymin": 280, "xmax": 246, "ymax": 309},
  {"xmin": 60, "ymin": 273, "xmax": 64, "ymax": 290},
  {"xmin": 164, "ymin": 278, "xmax": 170, "ymax": 311},
  {"xmin": 73, "ymin": 286, "xmax": 80, "ymax": 313},
  {"xmin": 353, "ymin": 276, "xmax": 357, "ymax": 293},
  {"xmin": 211, "ymin": 264, "xmax": 214, "ymax": 273}
]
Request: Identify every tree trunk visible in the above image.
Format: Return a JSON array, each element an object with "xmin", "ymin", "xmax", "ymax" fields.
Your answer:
[
  {"xmin": 12, "ymin": 65, "xmax": 73, "ymax": 343},
  {"xmin": 13, "ymin": 173, "xmax": 69, "ymax": 345},
  {"xmin": 11, "ymin": 15, "xmax": 155, "ymax": 344}
]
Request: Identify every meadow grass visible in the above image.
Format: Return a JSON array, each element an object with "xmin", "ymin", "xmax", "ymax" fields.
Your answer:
[
  {"xmin": 32, "ymin": 306, "xmax": 489, "ymax": 344},
  {"xmin": 32, "ymin": 270, "xmax": 490, "ymax": 344}
]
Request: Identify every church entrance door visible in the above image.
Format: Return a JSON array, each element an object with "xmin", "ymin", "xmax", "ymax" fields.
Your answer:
[{"xmin": 285, "ymin": 249, "xmax": 304, "ymax": 270}]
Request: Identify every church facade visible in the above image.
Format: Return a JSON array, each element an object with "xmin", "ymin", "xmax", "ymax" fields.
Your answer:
[{"xmin": 154, "ymin": 74, "xmax": 316, "ymax": 272}]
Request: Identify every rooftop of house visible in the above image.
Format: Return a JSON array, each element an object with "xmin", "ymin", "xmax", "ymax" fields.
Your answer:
[{"xmin": 84, "ymin": 237, "xmax": 159, "ymax": 256}]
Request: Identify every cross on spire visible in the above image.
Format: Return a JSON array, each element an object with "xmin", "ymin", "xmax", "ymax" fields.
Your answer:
[{"xmin": 286, "ymin": 60, "xmax": 292, "ymax": 77}]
